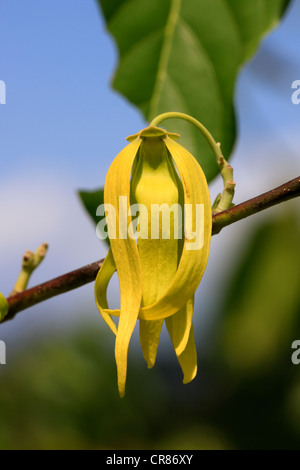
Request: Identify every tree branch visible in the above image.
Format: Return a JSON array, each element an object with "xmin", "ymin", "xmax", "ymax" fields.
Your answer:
[
  {"xmin": 2, "ymin": 176, "xmax": 300, "ymax": 324},
  {"xmin": 4, "ymin": 260, "xmax": 104, "ymax": 323}
]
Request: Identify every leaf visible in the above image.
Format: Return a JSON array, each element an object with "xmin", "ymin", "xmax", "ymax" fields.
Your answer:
[
  {"xmin": 0, "ymin": 293, "xmax": 8, "ymax": 322},
  {"xmin": 78, "ymin": 189, "xmax": 110, "ymax": 246},
  {"xmin": 97, "ymin": 0, "xmax": 290, "ymax": 181}
]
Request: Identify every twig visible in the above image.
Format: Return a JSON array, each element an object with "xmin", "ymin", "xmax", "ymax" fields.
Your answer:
[
  {"xmin": 9, "ymin": 243, "xmax": 48, "ymax": 297},
  {"xmin": 212, "ymin": 176, "xmax": 300, "ymax": 234},
  {"xmin": 212, "ymin": 152, "xmax": 235, "ymax": 214},
  {"xmin": 2, "ymin": 176, "xmax": 300, "ymax": 324},
  {"xmin": 4, "ymin": 260, "xmax": 104, "ymax": 323}
]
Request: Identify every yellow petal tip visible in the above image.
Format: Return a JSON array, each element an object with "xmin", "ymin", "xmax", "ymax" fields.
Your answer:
[
  {"xmin": 118, "ymin": 380, "xmax": 126, "ymax": 398},
  {"xmin": 147, "ymin": 361, "xmax": 155, "ymax": 369},
  {"xmin": 182, "ymin": 367, "xmax": 197, "ymax": 384}
]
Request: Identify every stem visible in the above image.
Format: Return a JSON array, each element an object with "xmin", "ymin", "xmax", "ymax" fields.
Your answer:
[
  {"xmin": 151, "ymin": 112, "xmax": 222, "ymax": 160},
  {"xmin": 2, "ymin": 176, "xmax": 299, "ymax": 324},
  {"xmin": 150, "ymin": 112, "xmax": 236, "ymax": 212},
  {"xmin": 212, "ymin": 175, "xmax": 300, "ymax": 234},
  {"xmin": 5, "ymin": 260, "xmax": 104, "ymax": 323},
  {"xmin": 9, "ymin": 243, "xmax": 48, "ymax": 297}
]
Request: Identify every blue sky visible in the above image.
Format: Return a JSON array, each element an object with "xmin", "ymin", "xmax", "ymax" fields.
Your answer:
[{"xmin": 0, "ymin": 1, "xmax": 299, "ymax": 346}]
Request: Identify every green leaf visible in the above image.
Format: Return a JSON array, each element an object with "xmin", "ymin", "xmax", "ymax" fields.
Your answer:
[
  {"xmin": 97, "ymin": 0, "xmax": 290, "ymax": 181},
  {"xmin": 0, "ymin": 293, "xmax": 8, "ymax": 322},
  {"xmin": 78, "ymin": 188, "xmax": 110, "ymax": 246}
]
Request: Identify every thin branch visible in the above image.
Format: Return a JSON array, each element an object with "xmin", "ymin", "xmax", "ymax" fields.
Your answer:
[
  {"xmin": 4, "ymin": 260, "xmax": 104, "ymax": 323},
  {"xmin": 2, "ymin": 176, "xmax": 300, "ymax": 324}
]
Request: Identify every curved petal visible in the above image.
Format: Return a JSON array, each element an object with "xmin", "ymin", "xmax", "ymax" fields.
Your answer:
[
  {"xmin": 178, "ymin": 324, "xmax": 198, "ymax": 384},
  {"xmin": 139, "ymin": 319, "xmax": 164, "ymax": 368},
  {"xmin": 137, "ymin": 136, "xmax": 212, "ymax": 320},
  {"xmin": 132, "ymin": 136, "xmax": 181, "ymax": 367},
  {"xmin": 166, "ymin": 296, "xmax": 194, "ymax": 356},
  {"xmin": 104, "ymin": 137, "xmax": 143, "ymax": 397},
  {"xmin": 94, "ymin": 249, "xmax": 118, "ymax": 336}
]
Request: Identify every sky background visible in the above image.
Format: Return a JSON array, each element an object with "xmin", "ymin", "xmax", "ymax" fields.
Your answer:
[{"xmin": 0, "ymin": 1, "xmax": 299, "ymax": 349}]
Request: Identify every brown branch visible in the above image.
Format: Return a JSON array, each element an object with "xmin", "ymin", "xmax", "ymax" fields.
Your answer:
[
  {"xmin": 4, "ymin": 260, "xmax": 104, "ymax": 323},
  {"xmin": 2, "ymin": 176, "xmax": 300, "ymax": 324}
]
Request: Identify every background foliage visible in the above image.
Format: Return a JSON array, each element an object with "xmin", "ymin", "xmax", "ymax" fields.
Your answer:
[
  {"xmin": 0, "ymin": 210, "xmax": 299, "ymax": 450},
  {"xmin": 1, "ymin": 0, "xmax": 299, "ymax": 450}
]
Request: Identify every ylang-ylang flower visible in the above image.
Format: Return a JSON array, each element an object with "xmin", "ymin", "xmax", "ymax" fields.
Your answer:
[{"xmin": 95, "ymin": 125, "xmax": 212, "ymax": 397}]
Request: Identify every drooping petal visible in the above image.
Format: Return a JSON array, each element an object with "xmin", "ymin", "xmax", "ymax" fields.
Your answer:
[
  {"xmin": 166, "ymin": 296, "xmax": 194, "ymax": 357},
  {"xmin": 137, "ymin": 136, "xmax": 212, "ymax": 321},
  {"xmin": 132, "ymin": 136, "xmax": 181, "ymax": 367},
  {"xmin": 139, "ymin": 319, "xmax": 164, "ymax": 368},
  {"xmin": 103, "ymin": 137, "xmax": 143, "ymax": 397},
  {"xmin": 94, "ymin": 248, "xmax": 118, "ymax": 336},
  {"xmin": 178, "ymin": 324, "xmax": 198, "ymax": 384},
  {"xmin": 95, "ymin": 257, "xmax": 194, "ymax": 365}
]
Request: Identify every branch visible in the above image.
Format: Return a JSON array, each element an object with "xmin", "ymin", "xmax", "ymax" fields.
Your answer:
[
  {"xmin": 2, "ymin": 176, "xmax": 300, "ymax": 324},
  {"xmin": 4, "ymin": 260, "xmax": 104, "ymax": 323},
  {"xmin": 211, "ymin": 176, "xmax": 300, "ymax": 235}
]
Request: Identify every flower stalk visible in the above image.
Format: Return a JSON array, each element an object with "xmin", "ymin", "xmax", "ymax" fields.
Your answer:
[{"xmin": 150, "ymin": 112, "xmax": 236, "ymax": 213}]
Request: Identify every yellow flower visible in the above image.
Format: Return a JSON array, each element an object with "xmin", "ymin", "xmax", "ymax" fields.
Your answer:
[{"xmin": 95, "ymin": 125, "xmax": 212, "ymax": 397}]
